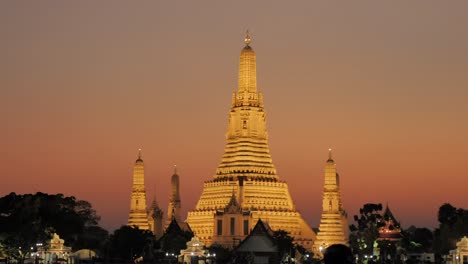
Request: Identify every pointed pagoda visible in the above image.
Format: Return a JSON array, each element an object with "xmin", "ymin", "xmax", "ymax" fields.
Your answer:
[
  {"xmin": 166, "ymin": 165, "xmax": 182, "ymax": 227},
  {"xmin": 128, "ymin": 149, "xmax": 150, "ymax": 230},
  {"xmin": 187, "ymin": 32, "xmax": 316, "ymax": 247},
  {"xmin": 377, "ymin": 204, "xmax": 402, "ymax": 241},
  {"xmin": 215, "ymin": 31, "xmax": 276, "ymax": 179},
  {"xmin": 313, "ymin": 149, "xmax": 349, "ymax": 257},
  {"xmin": 148, "ymin": 190, "xmax": 164, "ymax": 238},
  {"xmin": 376, "ymin": 204, "xmax": 402, "ymax": 261}
]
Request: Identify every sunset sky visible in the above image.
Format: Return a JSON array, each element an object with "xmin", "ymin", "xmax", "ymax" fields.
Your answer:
[{"xmin": 1, "ymin": 1, "xmax": 467, "ymax": 232}]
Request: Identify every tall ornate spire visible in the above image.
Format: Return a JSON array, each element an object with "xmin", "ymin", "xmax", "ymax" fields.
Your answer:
[
  {"xmin": 128, "ymin": 149, "xmax": 150, "ymax": 230},
  {"xmin": 324, "ymin": 149, "xmax": 338, "ymax": 188},
  {"xmin": 238, "ymin": 31, "xmax": 257, "ymax": 94},
  {"xmin": 313, "ymin": 150, "xmax": 349, "ymax": 256},
  {"xmin": 150, "ymin": 185, "xmax": 159, "ymax": 208},
  {"xmin": 187, "ymin": 34, "xmax": 316, "ymax": 248},
  {"xmin": 215, "ymin": 33, "xmax": 274, "ymax": 179},
  {"xmin": 166, "ymin": 166, "xmax": 181, "ymax": 227},
  {"xmin": 148, "ymin": 185, "xmax": 164, "ymax": 238}
]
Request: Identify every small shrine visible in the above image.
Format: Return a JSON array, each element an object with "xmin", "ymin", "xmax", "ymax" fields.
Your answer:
[
  {"xmin": 37, "ymin": 233, "xmax": 72, "ymax": 263},
  {"xmin": 449, "ymin": 236, "xmax": 468, "ymax": 264},
  {"xmin": 179, "ymin": 236, "xmax": 207, "ymax": 264}
]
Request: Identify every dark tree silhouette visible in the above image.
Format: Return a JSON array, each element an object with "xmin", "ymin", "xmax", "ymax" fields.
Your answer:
[
  {"xmin": 349, "ymin": 203, "xmax": 384, "ymax": 260},
  {"xmin": 108, "ymin": 225, "xmax": 155, "ymax": 262},
  {"xmin": 433, "ymin": 203, "xmax": 468, "ymax": 255},
  {"xmin": 0, "ymin": 192, "xmax": 102, "ymax": 262},
  {"xmin": 401, "ymin": 226, "xmax": 434, "ymax": 253},
  {"xmin": 273, "ymin": 229, "xmax": 295, "ymax": 261},
  {"xmin": 157, "ymin": 219, "xmax": 193, "ymax": 259}
]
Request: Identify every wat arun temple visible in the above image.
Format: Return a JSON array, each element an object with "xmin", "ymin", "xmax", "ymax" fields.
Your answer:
[
  {"xmin": 127, "ymin": 33, "xmax": 349, "ymax": 253},
  {"xmin": 186, "ymin": 33, "xmax": 316, "ymax": 247}
]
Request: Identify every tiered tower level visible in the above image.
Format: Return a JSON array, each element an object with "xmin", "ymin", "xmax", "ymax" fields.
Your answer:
[
  {"xmin": 187, "ymin": 33, "xmax": 316, "ymax": 247},
  {"xmin": 313, "ymin": 150, "xmax": 349, "ymax": 256},
  {"xmin": 128, "ymin": 150, "xmax": 150, "ymax": 230}
]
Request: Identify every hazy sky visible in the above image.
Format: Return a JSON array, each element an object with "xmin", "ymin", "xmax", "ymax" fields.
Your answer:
[{"xmin": 1, "ymin": 1, "xmax": 467, "ymax": 232}]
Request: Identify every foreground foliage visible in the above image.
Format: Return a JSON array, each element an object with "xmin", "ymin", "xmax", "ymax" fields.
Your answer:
[
  {"xmin": 107, "ymin": 225, "xmax": 156, "ymax": 262},
  {"xmin": 349, "ymin": 203, "xmax": 384, "ymax": 259},
  {"xmin": 0, "ymin": 192, "xmax": 106, "ymax": 260},
  {"xmin": 433, "ymin": 203, "xmax": 468, "ymax": 255}
]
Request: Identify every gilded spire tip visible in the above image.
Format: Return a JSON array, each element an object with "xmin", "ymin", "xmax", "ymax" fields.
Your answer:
[
  {"xmin": 174, "ymin": 164, "xmax": 177, "ymax": 174},
  {"xmin": 138, "ymin": 148, "xmax": 142, "ymax": 160},
  {"xmin": 328, "ymin": 148, "xmax": 332, "ymax": 160},
  {"xmin": 244, "ymin": 30, "xmax": 251, "ymax": 46}
]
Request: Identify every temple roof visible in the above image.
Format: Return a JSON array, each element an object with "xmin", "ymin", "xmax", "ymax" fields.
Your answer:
[
  {"xmin": 163, "ymin": 218, "xmax": 193, "ymax": 236},
  {"xmin": 235, "ymin": 219, "xmax": 278, "ymax": 253},
  {"xmin": 383, "ymin": 205, "xmax": 400, "ymax": 227},
  {"xmin": 378, "ymin": 204, "xmax": 402, "ymax": 241},
  {"xmin": 226, "ymin": 191, "xmax": 239, "ymax": 207}
]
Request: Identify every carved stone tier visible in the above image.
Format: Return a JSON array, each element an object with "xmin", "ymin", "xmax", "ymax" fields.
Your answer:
[{"xmin": 187, "ymin": 177, "xmax": 315, "ymax": 246}]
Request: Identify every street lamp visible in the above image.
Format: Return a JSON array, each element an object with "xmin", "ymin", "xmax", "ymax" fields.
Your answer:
[{"xmin": 206, "ymin": 252, "xmax": 216, "ymax": 264}]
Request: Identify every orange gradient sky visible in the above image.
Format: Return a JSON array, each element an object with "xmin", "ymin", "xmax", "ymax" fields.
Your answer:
[{"xmin": 1, "ymin": 1, "xmax": 467, "ymax": 231}]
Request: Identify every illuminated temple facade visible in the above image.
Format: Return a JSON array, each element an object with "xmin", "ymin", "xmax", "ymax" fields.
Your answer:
[
  {"xmin": 186, "ymin": 33, "xmax": 316, "ymax": 247},
  {"xmin": 313, "ymin": 150, "xmax": 349, "ymax": 257}
]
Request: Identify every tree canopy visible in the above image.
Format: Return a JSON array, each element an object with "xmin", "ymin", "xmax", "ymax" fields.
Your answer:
[
  {"xmin": 349, "ymin": 203, "xmax": 384, "ymax": 258},
  {"xmin": 433, "ymin": 203, "xmax": 468, "ymax": 255},
  {"xmin": 401, "ymin": 226, "xmax": 434, "ymax": 253},
  {"xmin": 0, "ymin": 192, "xmax": 102, "ymax": 258},
  {"xmin": 108, "ymin": 225, "xmax": 155, "ymax": 262},
  {"xmin": 272, "ymin": 229, "xmax": 294, "ymax": 261}
]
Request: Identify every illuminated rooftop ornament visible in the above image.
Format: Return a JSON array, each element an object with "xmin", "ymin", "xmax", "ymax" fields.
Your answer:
[{"xmin": 244, "ymin": 30, "xmax": 251, "ymax": 46}]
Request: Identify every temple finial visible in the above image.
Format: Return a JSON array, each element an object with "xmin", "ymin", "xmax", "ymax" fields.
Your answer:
[
  {"xmin": 244, "ymin": 30, "xmax": 251, "ymax": 46},
  {"xmin": 328, "ymin": 148, "xmax": 332, "ymax": 160},
  {"xmin": 174, "ymin": 164, "xmax": 177, "ymax": 174},
  {"xmin": 138, "ymin": 148, "xmax": 142, "ymax": 160}
]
